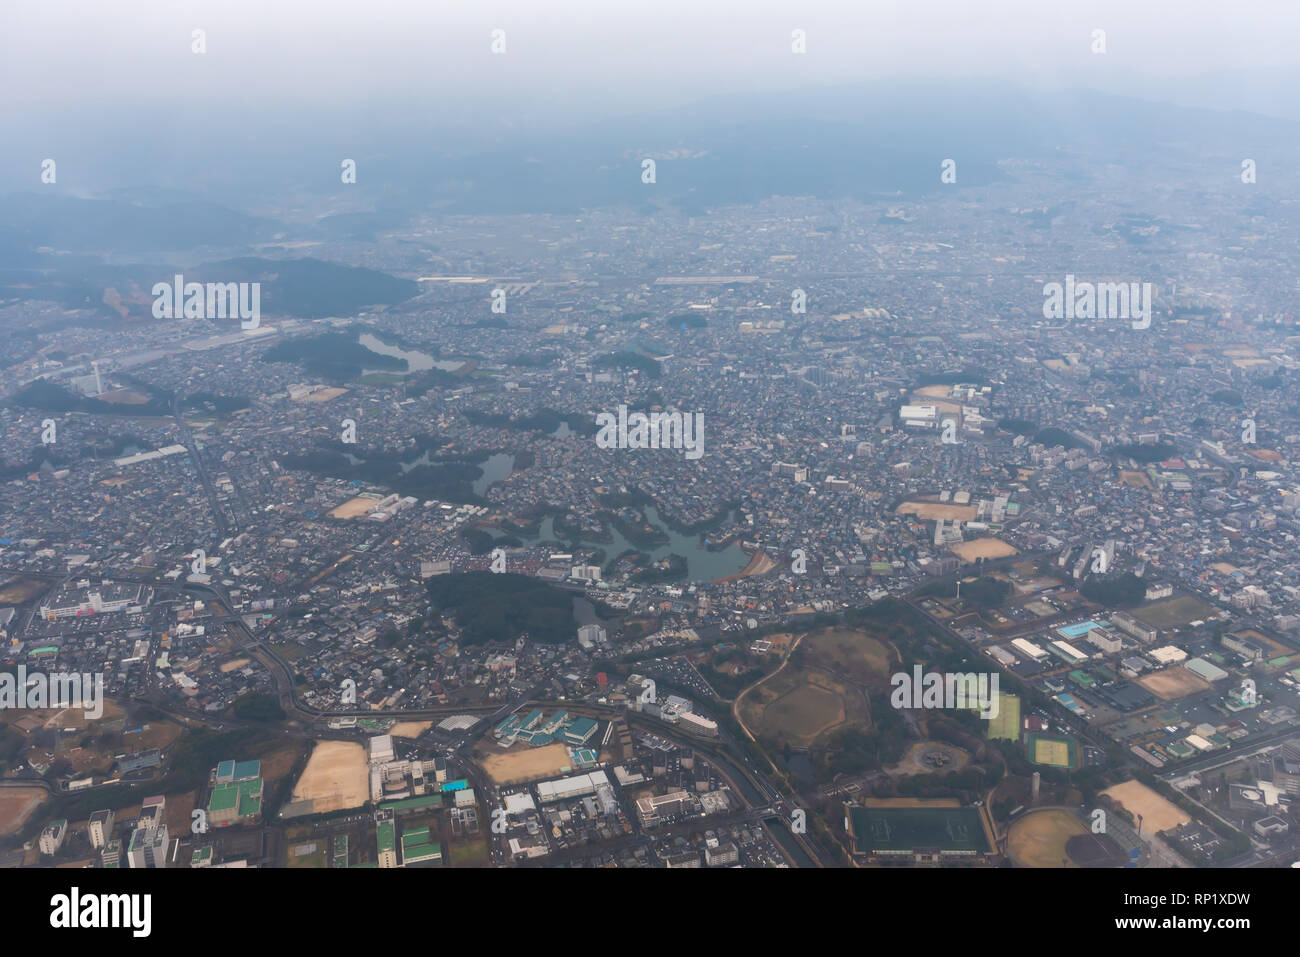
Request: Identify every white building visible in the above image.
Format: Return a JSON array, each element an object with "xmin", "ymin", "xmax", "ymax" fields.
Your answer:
[
  {"xmin": 677, "ymin": 712, "xmax": 720, "ymax": 737},
  {"xmin": 1010, "ymin": 638, "xmax": 1048, "ymax": 661},
  {"xmin": 39, "ymin": 820, "xmax": 68, "ymax": 855},
  {"xmin": 88, "ymin": 809, "xmax": 114, "ymax": 849},
  {"xmin": 577, "ymin": 624, "xmax": 607, "ymax": 648}
]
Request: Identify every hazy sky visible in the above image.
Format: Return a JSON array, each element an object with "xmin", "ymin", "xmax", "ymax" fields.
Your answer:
[{"xmin": 6, "ymin": 0, "xmax": 1300, "ymax": 120}]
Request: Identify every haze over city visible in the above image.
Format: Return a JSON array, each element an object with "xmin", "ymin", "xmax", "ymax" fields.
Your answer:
[{"xmin": 0, "ymin": 0, "xmax": 1295, "ymax": 940}]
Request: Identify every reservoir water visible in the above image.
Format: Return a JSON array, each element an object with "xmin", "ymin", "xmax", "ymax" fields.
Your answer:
[
  {"xmin": 358, "ymin": 332, "xmax": 464, "ymax": 374},
  {"xmin": 511, "ymin": 505, "xmax": 748, "ymax": 583}
]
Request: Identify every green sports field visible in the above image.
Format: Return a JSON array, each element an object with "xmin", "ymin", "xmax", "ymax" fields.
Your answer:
[
  {"xmin": 1026, "ymin": 732, "xmax": 1080, "ymax": 769},
  {"xmin": 986, "ymin": 693, "xmax": 1021, "ymax": 741}
]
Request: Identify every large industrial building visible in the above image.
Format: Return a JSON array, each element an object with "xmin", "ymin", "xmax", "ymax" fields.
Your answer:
[
  {"xmin": 39, "ymin": 582, "xmax": 147, "ymax": 621},
  {"xmin": 494, "ymin": 709, "xmax": 600, "ymax": 748},
  {"xmin": 207, "ymin": 759, "xmax": 264, "ymax": 827},
  {"xmin": 844, "ymin": 801, "xmax": 997, "ymax": 865}
]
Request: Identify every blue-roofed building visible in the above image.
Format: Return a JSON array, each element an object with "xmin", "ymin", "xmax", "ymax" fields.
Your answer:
[
  {"xmin": 215, "ymin": 758, "xmax": 260, "ymax": 784},
  {"xmin": 562, "ymin": 718, "xmax": 599, "ymax": 746}
]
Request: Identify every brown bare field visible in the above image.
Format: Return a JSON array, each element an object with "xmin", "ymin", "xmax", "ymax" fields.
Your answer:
[
  {"xmin": 299, "ymin": 387, "xmax": 349, "ymax": 403},
  {"xmin": 46, "ymin": 743, "xmax": 112, "ymax": 776},
  {"xmin": 1007, "ymin": 808, "xmax": 1088, "ymax": 868},
  {"xmin": 1232, "ymin": 628, "xmax": 1295, "ymax": 657},
  {"xmin": 802, "ymin": 628, "xmax": 896, "ymax": 683},
  {"xmin": 1132, "ymin": 595, "xmax": 1220, "ymax": 629},
  {"xmin": 863, "ymin": 796, "xmax": 960, "ymax": 808},
  {"xmin": 477, "ymin": 741, "xmax": 574, "ymax": 785},
  {"xmin": 1101, "ymin": 780, "xmax": 1190, "ymax": 834},
  {"xmin": 950, "ymin": 538, "xmax": 1019, "ymax": 562},
  {"xmin": 390, "ymin": 721, "xmax": 432, "ymax": 739},
  {"xmin": 219, "ymin": 658, "xmax": 250, "ymax": 673},
  {"xmin": 1119, "ymin": 469, "xmax": 1154, "ymax": 489},
  {"xmin": 0, "ymin": 699, "xmax": 127, "ymax": 737},
  {"xmin": 0, "ymin": 787, "xmax": 47, "ymax": 835},
  {"xmin": 736, "ymin": 626, "xmax": 889, "ymax": 750},
  {"xmin": 97, "ymin": 389, "xmax": 150, "ymax": 405},
  {"xmin": 896, "ymin": 501, "xmax": 978, "ymax": 522},
  {"xmin": 1243, "ymin": 447, "xmax": 1282, "ymax": 463},
  {"xmin": 738, "ymin": 666, "xmax": 856, "ymax": 748},
  {"xmin": 161, "ymin": 791, "xmax": 197, "ymax": 835},
  {"xmin": 1136, "ymin": 667, "xmax": 1211, "ymax": 701},
  {"xmin": 329, "ymin": 495, "xmax": 383, "ymax": 520},
  {"xmin": 757, "ymin": 679, "xmax": 847, "ymax": 743},
  {"xmin": 760, "ymin": 633, "xmax": 796, "ymax": 654},
  {"xmin": 913, "ymin": 385, "xmax": 954, "ymax": 399},
  {"xmin": 259, "ymin": 742, "xmax": 305, "ymax": 783},
  {"xmin": 291, "ymin": 741, "xmax": 369, "ymax": 812},
  {"xmin": 0, "ymin": 578, "xmax": 47, "ymax": 604}
]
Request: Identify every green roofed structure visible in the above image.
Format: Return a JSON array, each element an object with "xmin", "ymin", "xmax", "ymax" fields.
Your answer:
[
  {"xmin": 400, "ymin": 825, "xmax": 442, "ymax": 867},
  {"xmin": 562, "ymin": 718, "xmax": 599, "ymax": 746},
  {"xmin": 845, "ymin": 802, "xmax": 995, "ymax": 864},
  {"xmin": 377, "ymin": 821, "xmax": 397, "ymax": 868},
  {"xmin": 380, "ymin": 794, "xmax": 443, "ymax": 816},
  {"xmin": 208, "ymin": 773, "xmax": 265, "ymax": 827}
]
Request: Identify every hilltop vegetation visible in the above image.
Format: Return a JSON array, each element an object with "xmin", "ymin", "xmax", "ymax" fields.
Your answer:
[
  {"xmin": 425, "ymin": 572, "xmax": 577, "ymax": 646},
  {"xmin": 262, "ymin": 330, "xmax": 405, "ymax": 380}
]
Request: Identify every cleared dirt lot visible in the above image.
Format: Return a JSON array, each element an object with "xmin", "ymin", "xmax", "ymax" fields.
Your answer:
[
  {"xmin": 896, "ymin": 501, "xmax": 978, "ymax": 522},
  {"xmin": 477, "ymin": 741, "xmax": 574, "ymax": 785},
  {"xmin": 298, "ymin": 387, "xmax": 349, "ymax": 403},
  {"xmin": 329, "ymin": 495, "xmax": 383, "ymax": 520},
  {"xmin": 1136, "ymin": 666, "xmax": 1211, "ymax": 701},
  {"xmin": 949, "ymin": 538, "xmax": 1019, "ymax": 562},
  {"xmin": 0, "ymin": 787, "xmax": 47, "ymax": 836},
  {"xmin": 1132, "ymin": 595, "xmax": 1220, "ymax": 630},
  {"xmin": 390, "ymin": 721, "xmax": 432, "ymax": 739},
  {"xmin": 0, "ymin": 578, "xmax": 47, "ymax": 604},
  {"xmin": 1119, "ymin": 470, "xmax": 1154, "ymax": 489},
  {"xmin": 1007, "ymin": 808, "xmax": 1088, "ymax": 868},
  {"xmin": 1101, "ymin": 780, "xmax": 1190, "ymax": 834},
  {"xmin": 291, "ymin": 741, "xmax": 369, "ymax": 812}
]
